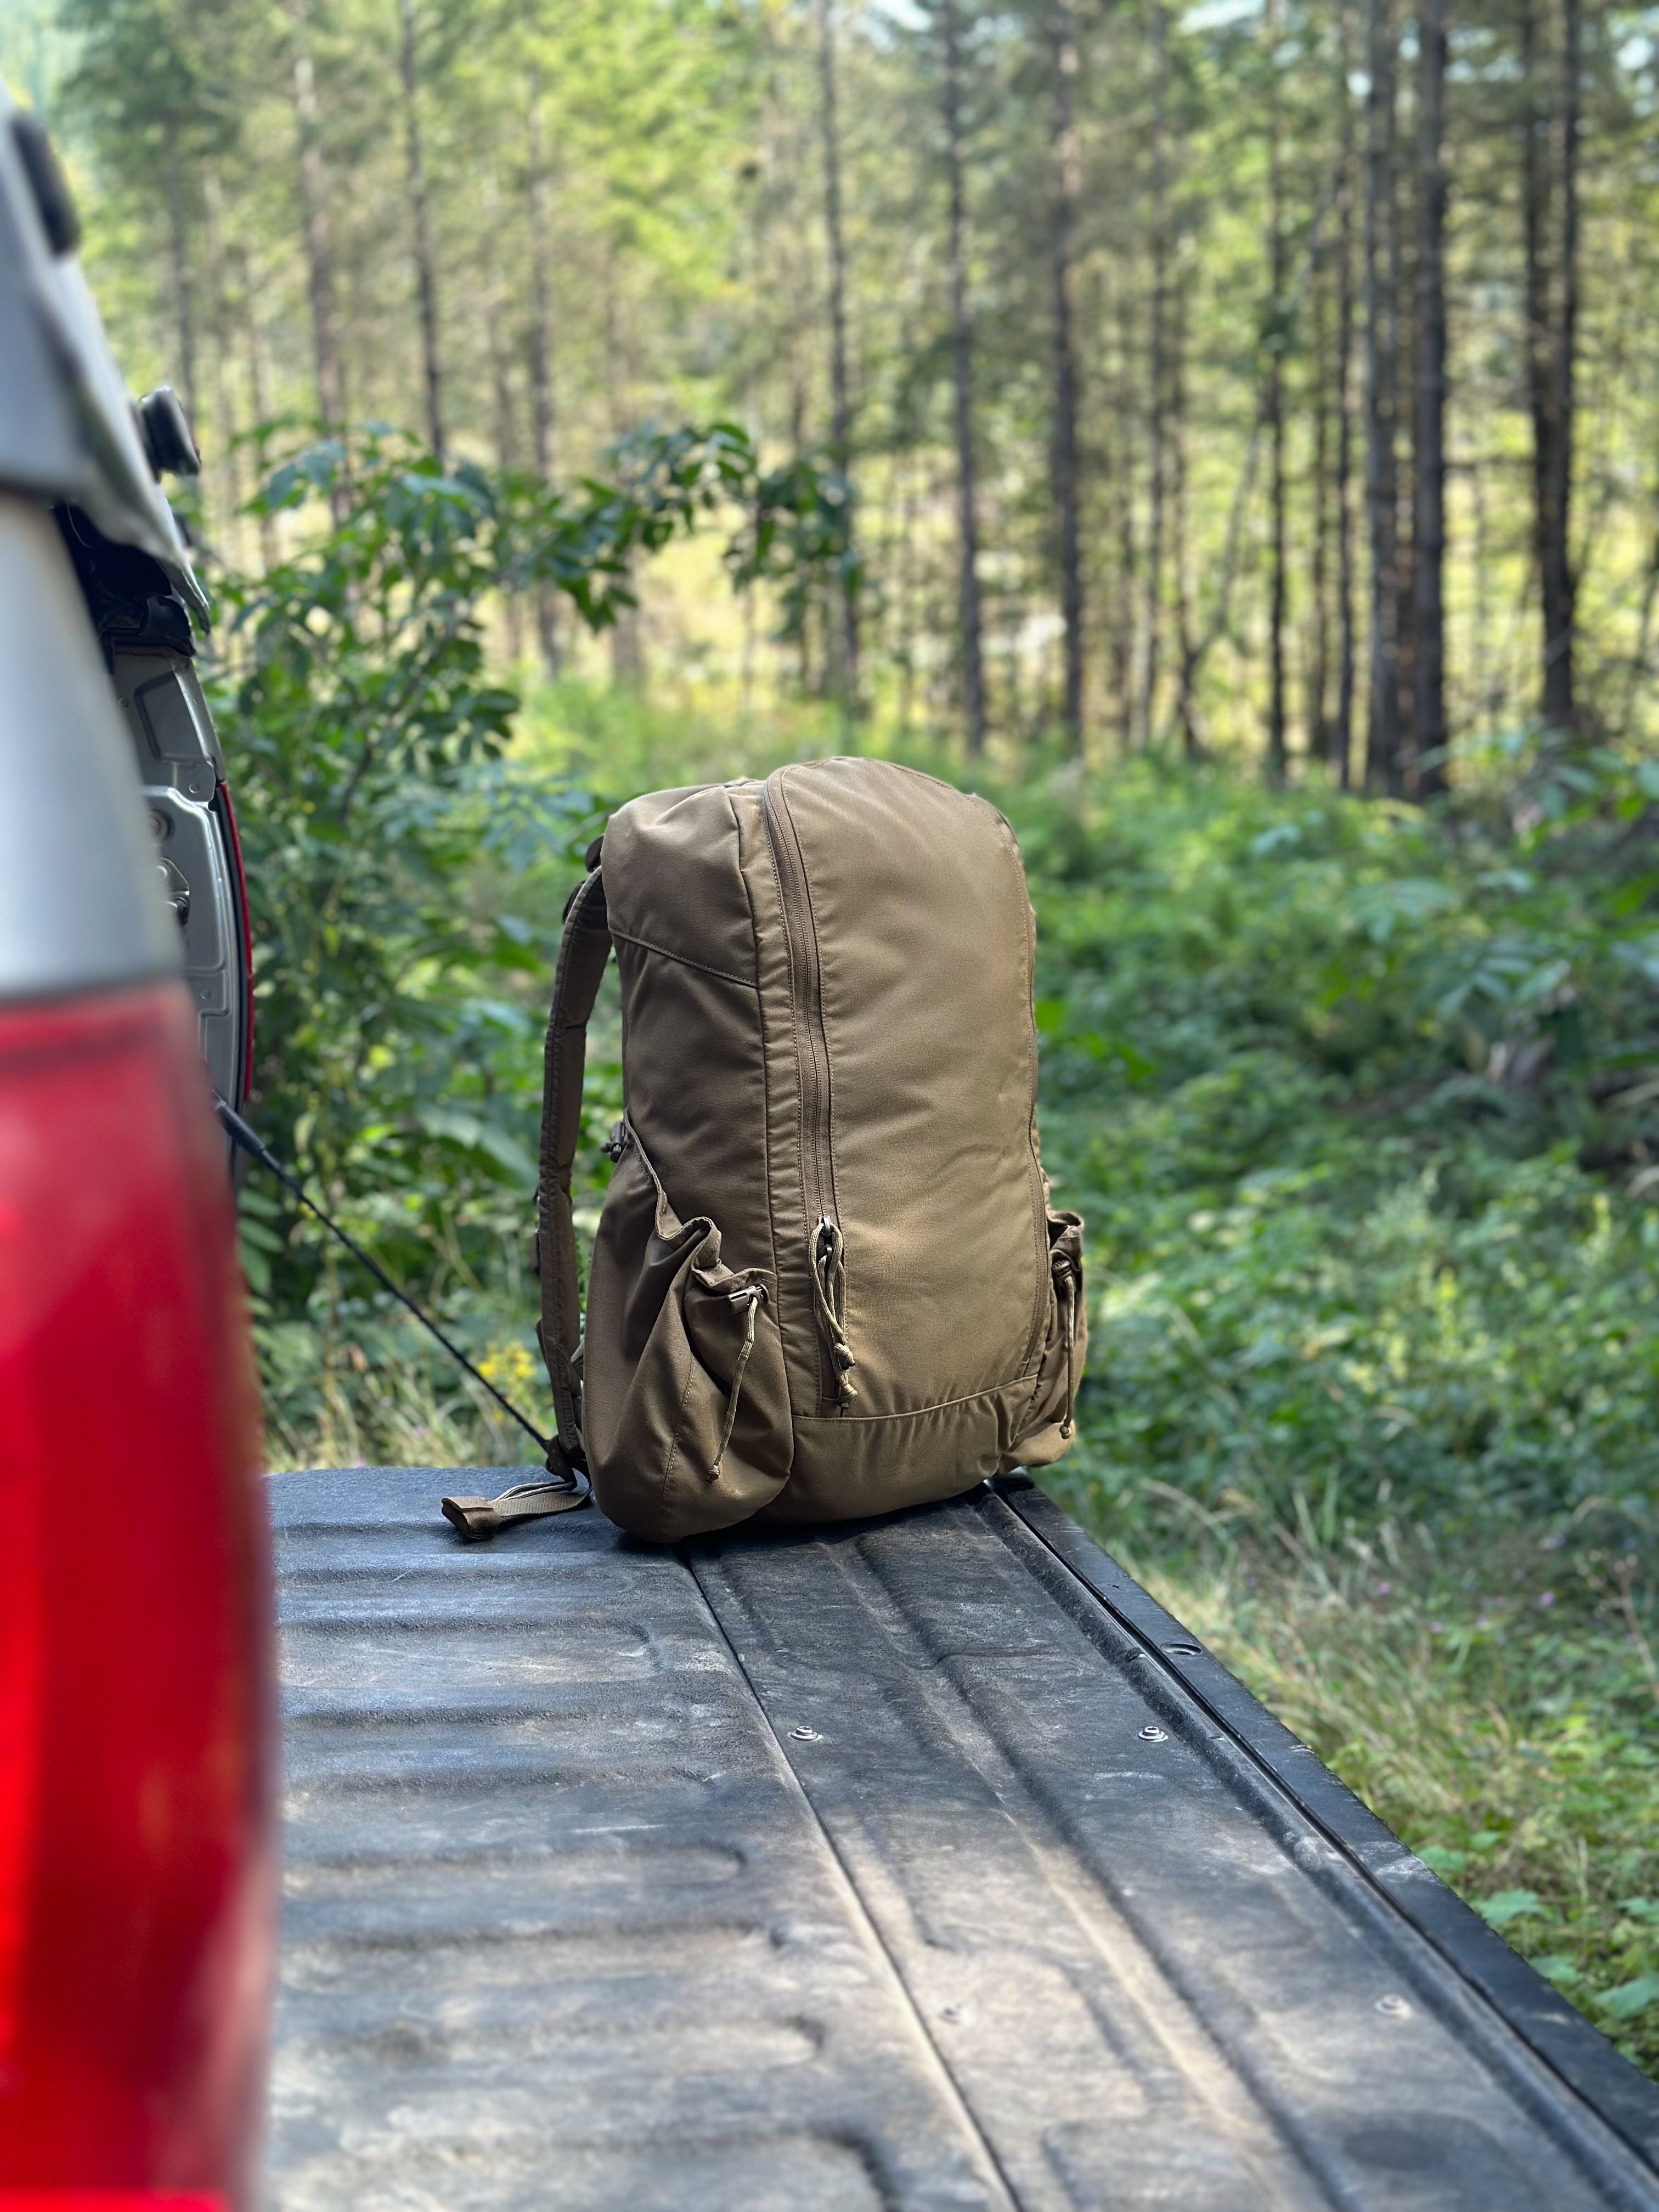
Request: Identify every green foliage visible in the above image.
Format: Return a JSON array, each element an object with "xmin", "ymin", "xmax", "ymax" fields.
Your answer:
[
  {"xmin": 1014, "ymin": 760, "xmax": 1659, "ymax": 1552},
  {"xmin": 1152, "ymin": 1544, "xmax": 1659, "ymax": 2074},
  {"xmin": 212, "ymin": 426, "xmax": 852, "ymax": 1447},
  {"xmin": 992, "ymin": 755, "xmax": 1659, "ymax": 2076}
]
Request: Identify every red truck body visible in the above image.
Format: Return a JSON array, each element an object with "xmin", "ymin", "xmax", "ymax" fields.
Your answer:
[{"xmin": 0, "ymin": 93, "xmax": 275, "ymax": 2205}]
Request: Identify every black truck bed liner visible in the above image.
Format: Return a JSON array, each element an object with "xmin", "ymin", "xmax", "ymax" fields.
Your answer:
[{"xmin": 266, "ymin": 1466, "xmax": 1659, "ymax": 2210}]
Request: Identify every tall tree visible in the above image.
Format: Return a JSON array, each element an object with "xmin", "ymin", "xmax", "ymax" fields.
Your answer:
[
  {"xmin": 49, "ymin": 0, "xmax": 1659, "ymax": 774},
  {"xmin": 283, "ymin": 1, "xmax": 345, "ymax": 432},
  {"xmin": 1101, "ymin": 243, "xmax": 1137, "ymax": 753},
  {"xmin": 1048, "ymin": 0, "xmax": 1085, "ymax": 749},
  {"xmin": 939, "ymin": 0, "xmax": 986, "ymax": 752},
  {"xmin": 61, "ymin": 0, "xmax": 233, "ymax": 424},
  {"xmin": 1138, "ymin": 2, "xmax": 1172, "ymax": 753},
  {"xmin": 162, "ymin": 122, "xmax": 199, "ymax": 422},
  {"xmin": 1363, "ymin": 0, "xmax": 1403, "ymax": 792},
  {"xmin": 1170, "ymin": 266, "xmax": 1201, "ymax": 757},
  {"xmin": 1334, "ymin": 14, "xmax": 1359, "ymax": 789},
  {"xmin": 1309, "ymin": 217, "xmax": 1333, "ymax": 766},
  {"xmin": 525, "ymin": 76, "xmax": 560, "ymax": 674},
  {"xmin": 1522, "ymin": 0, "xmax": 1579, "ymax": 731},
  {"xmin": 397, "ymin": 0, "xmax": 445, "ymax": 464},
  {"xmin": 1412, "ymin": 0, "xmax": 1450, "ymax": 792},
  {"xmin": 815, "ymin": 0, "xmax": 860, "ymax": 707},
  {"xmin": 200, "ymin": 165, "xmax": 239, "ymax": 542},
  {"xmin": 1264, "ymin": 0, "xmax": 1289, "ymax": 782}
]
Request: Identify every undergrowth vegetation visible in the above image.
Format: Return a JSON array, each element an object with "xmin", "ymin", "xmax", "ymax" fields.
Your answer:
[
  {"xmin": 218, "ymin": 505, "xmax": 1658, "ymax": 2072},
  {"xmin": 1020, "ymin": 762, "xmax": 1659, "ymax": 2072}
]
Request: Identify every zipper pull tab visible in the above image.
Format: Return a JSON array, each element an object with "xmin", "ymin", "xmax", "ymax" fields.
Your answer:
[{"xmin": 811, "ymin": 1216, "xmax": 859, "ymax": 1404}]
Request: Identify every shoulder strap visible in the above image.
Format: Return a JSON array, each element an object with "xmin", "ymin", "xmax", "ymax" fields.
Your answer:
[{"xmin": 537, "ymin": 863, "xmax": 612, "ymax": 1476}]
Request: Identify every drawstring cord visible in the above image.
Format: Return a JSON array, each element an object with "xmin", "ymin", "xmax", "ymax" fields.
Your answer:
[
  {"xmin": 810, "ymin": 1217, "xmax": 859, "ymax": 1405},
  {"xmin": 1057, "ymin": 1262, "xmax": 1079, "ymax": 1438},
  {"xmin": 711, "ymin": 1283, "xmax": 767, "ymax": 1480}
]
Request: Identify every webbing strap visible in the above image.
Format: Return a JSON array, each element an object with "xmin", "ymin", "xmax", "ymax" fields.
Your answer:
[
  {"xmin": 440, "ymin": 1476, "xmax": 592, "ymax": 1541},
  {"xmin": 537, "ymin": 865, "xmax": 612, "ymax": 1474}
]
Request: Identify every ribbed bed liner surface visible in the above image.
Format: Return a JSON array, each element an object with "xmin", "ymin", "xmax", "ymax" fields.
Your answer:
[{"xmin": 266, "ymin": 1468, "xmax": 1659, "ymax": 2210}]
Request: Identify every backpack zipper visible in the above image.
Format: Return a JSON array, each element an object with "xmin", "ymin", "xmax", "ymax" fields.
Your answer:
[{"xmin": 761, "ymin": 772, "xmax": 856, "ymax": 1410}]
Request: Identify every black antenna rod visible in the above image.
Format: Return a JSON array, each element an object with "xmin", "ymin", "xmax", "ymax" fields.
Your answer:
[{"xmin": 216, "ymin": 1097, "xmax": 555, "ymax": 1458}]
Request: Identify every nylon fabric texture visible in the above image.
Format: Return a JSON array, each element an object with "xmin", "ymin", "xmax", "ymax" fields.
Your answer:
[{"xmin": 534, "ymin": 757, "xmax": 1086, "ymax": 1542}]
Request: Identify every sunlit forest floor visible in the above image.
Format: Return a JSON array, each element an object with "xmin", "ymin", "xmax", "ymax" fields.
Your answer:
[{"xmin": 258, "ymin": 686, "xmax": 1659, "ymax": 2077}]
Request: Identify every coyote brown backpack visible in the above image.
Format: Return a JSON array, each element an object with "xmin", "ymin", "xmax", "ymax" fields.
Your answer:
[{"xmin": 522, "ymin": 757, "xmax": 1084, "ymax": 1543}]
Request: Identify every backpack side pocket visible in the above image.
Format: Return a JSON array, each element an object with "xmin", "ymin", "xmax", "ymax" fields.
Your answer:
[
  {"xmin": 583, "ymin": 1127, "xmax": 793, "ymax": 1541},
  {"xmin": 1004, "ymin": 1209, "xmax": 1086, "ymax": 1471}
]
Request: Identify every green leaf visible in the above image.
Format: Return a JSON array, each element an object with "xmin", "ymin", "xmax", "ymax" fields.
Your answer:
[
  {"xmin": 1527, "ymin": 1955, "xmax": 1583, "ymax": 1989},
  {"xmin": 416, "ymin": 1107, "xmax": 537, "ymax": 1186},
  {"xmin": 1595, "ymin": 1976, "xmax": 1659, "ymax": 2022},
  {"xmin": 1415, "ymin": 1845, "xmax": 1469, "ymax": 1877},
  {"xmin": 1474, "ymin": 1890, "xmax": 1546, "ymax": 1929}
]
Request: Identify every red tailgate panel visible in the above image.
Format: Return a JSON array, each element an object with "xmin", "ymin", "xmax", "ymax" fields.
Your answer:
[{"xmin": 0, "ymin": 984, "xmax": 272, "ymax": 2203}]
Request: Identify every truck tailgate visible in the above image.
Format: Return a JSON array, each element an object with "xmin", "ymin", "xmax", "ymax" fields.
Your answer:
[{"xmin": 266, "ymin": 1466, "xmax": 1659, "ymax": 2209}]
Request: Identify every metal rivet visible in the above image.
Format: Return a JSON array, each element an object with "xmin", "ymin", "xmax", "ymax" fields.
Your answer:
[
  {"xmin": 1164, "ymin": 1641, "xmax": 1201, "ymax": 1657},
  {"xmin": 1139, "ymin": 1724, "xmax": 1169, "ymax": 1743},
  {"xmin": 789, "ymin": 1725, "xmax": 820, "ymax": 1742},
  {"xmin": 1376, "ymin": 1994, "xmax": 1411, "ymax": 2019}
]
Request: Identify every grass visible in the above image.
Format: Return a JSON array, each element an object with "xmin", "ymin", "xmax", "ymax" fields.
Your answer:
[
  {"xmin": 256, "ymin": 684, "xmax": 1658, "ymax": 2076},
  {"xmin": 1086, "ymin": 1516, "xmax": 1659, "ymax": 2073}
]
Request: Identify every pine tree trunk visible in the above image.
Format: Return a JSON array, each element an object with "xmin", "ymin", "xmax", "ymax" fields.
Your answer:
[
  {"xmin": 1265, "ymin": 0, "xmax": 1289, "ymax": 783},
  {"xmin": 1334, "ymin": 8, "xmax": 1358, "ymax": 789},
  {"xmin": 1108, "ymin": 283, "xmax": 1137, "ymax": 755},
  {"xmin": 1310, "ymin": 230, "xmax": 1332, "ymax": 766},
  {"xmin": 201, "ymin": 168, "xmax": 240, "ymax": 560},
  {"xmin": 1554, "ymin": 0, "xmax": 1580, "ymax": 731},
  {"xmin": 1138, "ymin": 3, "xmax": 1171, "ymax": 751},
  {"xmin": 604, "ymin": 260, "xmax": 644, "ymax": 690},
  {"xmin": 163, "ymin": 127, "xmax": 198, "ymax": 428},
  {"xmin": 1526, "ymin": 0, "xmax": 1579, "ymax": 731},
  {"xmin": 397, "ymin": 0, "xmax": 445, "ymax": 465},
  {"xmin": 486, "ymin": 238, "xmax": 516, "ymax": 475},
  {"xmin": 480, "ymin": 172, "xmax": 522, "ymax": 662},
  {"xmin": 1171, "ymin": 274, "xmax": 1201, "ymax": 758},
  {"xmin": 940, "ymin": 0, "xmax": 986, "ymax": 752},
  {"xmin": 526, "ymin": 83, "xmax": 560, "ymax": 676},
  {"xmin": 1363, "ymin": 0, "xmax": 1402, "ymax": 792},
  {"xmin": 285, "ymin": 5, "xmax": 344, "ymax": 433},
  {"xmin": 815, "ymin": 0, "xmax": 860, "ymax": 708},
  {"xmin": 1412, "ymin": 0, "xmax": 1449, "ymax": 793},
  {"xmin": 235, "ymin": 243, "xmax": 279, "ymax": 569},
  {"xmin": 1048, "ymin": 0, "xmax": 1085, "ymax": 750},
  {"xmin": 1393, "ymin": 109, "xmax": 1416, "ymax": 765}
]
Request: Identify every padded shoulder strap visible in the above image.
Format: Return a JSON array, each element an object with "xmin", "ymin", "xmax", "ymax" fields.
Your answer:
[{"xmin": 537, "ymin": 864, "xmax": 611, "ymax": 1474}]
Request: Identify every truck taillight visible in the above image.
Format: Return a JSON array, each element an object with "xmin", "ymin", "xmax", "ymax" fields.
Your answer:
[
  {"xmin": 0, "ymin": 2198, "xmax": 223, "ymax": 2209},
  {"xmin": 0, "ymin": 982, "xmax": 273, "ymax": 2203}
]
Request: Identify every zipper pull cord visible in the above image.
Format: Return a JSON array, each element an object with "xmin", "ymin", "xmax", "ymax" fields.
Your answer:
[
  {"xmin": 811, "ymin": 1217, "xmax": 859, "ymax": 1405},
  {"xmin": 711, "ymin": 1284, "xmax": 766, "ymax": 1480}
]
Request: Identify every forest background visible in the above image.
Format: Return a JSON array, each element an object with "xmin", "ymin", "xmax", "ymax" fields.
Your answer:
[{"xmin": 3, "ymin": 0, "xmax": 1657, "ymax": 2070}]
